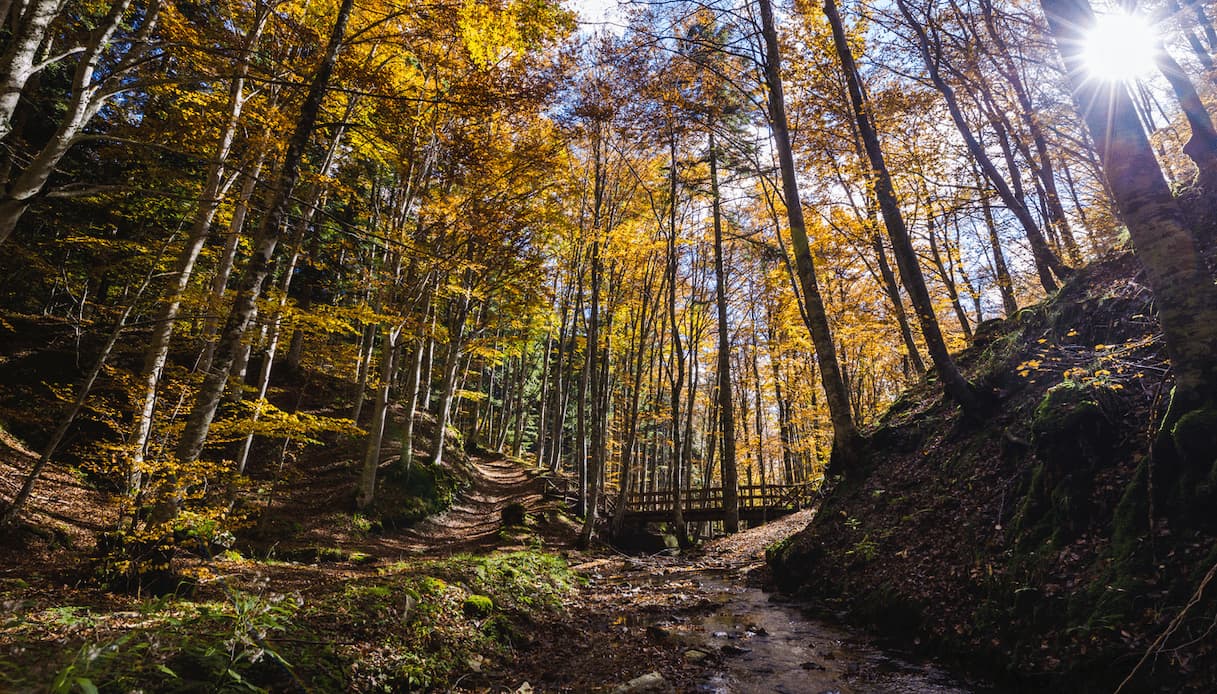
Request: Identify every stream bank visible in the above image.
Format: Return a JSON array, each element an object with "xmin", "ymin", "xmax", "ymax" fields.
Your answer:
[{"xmin": 489, "ymin": 510, "xmax": 995, "ymax": 693}]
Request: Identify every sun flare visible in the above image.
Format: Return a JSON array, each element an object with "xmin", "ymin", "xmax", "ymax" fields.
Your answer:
[{"xmin": 1082, "ymin": 12, "xmax": 1159, "ymax": 82}]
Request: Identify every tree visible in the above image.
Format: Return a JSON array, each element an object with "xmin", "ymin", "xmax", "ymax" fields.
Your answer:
[
  {"xmin": 822, "ymin": 0, "xmax": 986, "ymax": 416},
  {"xmin": 757, "ymin": 0, "xmax": 864, "ymax": 472},
  {"xmin": 1040, "ymin": 0, "xmax": 1217, "ymax": 432}
]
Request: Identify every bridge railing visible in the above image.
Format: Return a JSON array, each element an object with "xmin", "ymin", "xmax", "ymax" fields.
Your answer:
[{"xmin": 625, "ymin": 482, "xmax": 814, "ymax": 514}]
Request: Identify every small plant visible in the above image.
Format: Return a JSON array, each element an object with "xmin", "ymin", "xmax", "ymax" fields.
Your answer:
[
  {"xmin": 846, "ymin": 535, "xmax": 879, "ymax": 562},
  {"xmin": 351, "ymin": 514, "xmax": 374, "ymax": 534}
]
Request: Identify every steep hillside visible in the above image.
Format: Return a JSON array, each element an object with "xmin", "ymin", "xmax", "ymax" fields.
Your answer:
[{"xmin": 770, "ymin": 250, "xmax": 1217, "ymax": 692}]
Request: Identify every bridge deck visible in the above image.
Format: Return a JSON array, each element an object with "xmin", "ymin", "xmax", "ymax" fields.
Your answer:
[{"xmin": 621, "ymin": 483, "xmax": 813, "ymax": 525}]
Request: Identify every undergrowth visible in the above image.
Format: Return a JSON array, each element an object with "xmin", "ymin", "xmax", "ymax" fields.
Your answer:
[{"xmin": 0, "ymin": 550, "xmax": 575, "ymax": 692}]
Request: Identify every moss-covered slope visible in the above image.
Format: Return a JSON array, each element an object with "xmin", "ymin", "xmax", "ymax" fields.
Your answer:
[{"xmin": 770, "ymin": 252, "xmax": 1217, "ymax": 692}]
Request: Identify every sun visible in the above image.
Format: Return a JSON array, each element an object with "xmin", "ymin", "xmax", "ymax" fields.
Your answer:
[{"xmin": 1082, "ymin": 12, "xmax": 1160, "ymax": 82}]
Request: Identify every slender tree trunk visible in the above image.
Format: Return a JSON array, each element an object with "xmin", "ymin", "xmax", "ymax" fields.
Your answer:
[
  {"xmin": 977, "ymin": 0, "xmax": 1081, "ymax": 263},
  {"xmin": 759, "ymin": 0, "xmax": 863, "ymax": 471},
  {"xmin": 1155, "ymin": 44, "xmax": 1217, "ymax": 178},
  {"xmin": 398, "ymin": 295, "xmax": 430, "ymax": 474},
  {"xmin": 127, "ymin": 9, "xmax": 269, "ymax": 488},
  {"xmin": 826, "ymin": 0, "xmax": 984, "ymax": 415},
  {"xmin": 173, "ymin": 0, "xmax": 356, "ymax": 471},
  {"xmin": 709, "ymin": 133, "xmax": 740, "ymax": 533},
  {"xmin": 202, "ymin": 152, "xmax": 268, "ymax": 371},
  {"xmin": 872, "ymin": 231, "xmax": 925, "ymax": 375},
  {"xmin": 0, "ymin": 0, "xmax": 67, "ymax": 141},
  {"xmin": 975, "ymin": 168, "xmax": 1020, "ymax": 317},
  {"xmin": 0, "ymin": 242, "xmax": 167, "ymax": 525},
  {"xmin": 579, "ymin": 233, "xmax": 603, "ymax": 547},
  {"xmin": 928, "ymin": 218, "xmax": 973, "ymax": 340},
  {"xmin": 0, "ymin": 0, "xmax": 153, "ymax": 244},
  {"xmin": 431, "ymin": 284, "xmax": 471, "ymax": 469},
  {"xmin": 665, "ymin": 129, "xmax": 688, "ymax": 544},
  {"xmin": 356, "ymin": 324, "xmax": 402, "ymax": 510},
  {"xmin": 533, "ymin": 329, "xmax": 553, "ymax": 466},
  {"xmin": 896, "ymin": 0, "xmax": 1068, "ymax": 292}
]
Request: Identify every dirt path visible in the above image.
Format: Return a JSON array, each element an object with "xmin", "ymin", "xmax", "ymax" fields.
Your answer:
[{"xmin": 395, "ymin": 454, "xmax": 550, "ymax": 554}]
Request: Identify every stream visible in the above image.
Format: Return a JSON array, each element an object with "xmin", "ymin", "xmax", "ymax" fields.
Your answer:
[{"xmin": 607, "ymin": 564, "xmax": 989, "ymax": 693}]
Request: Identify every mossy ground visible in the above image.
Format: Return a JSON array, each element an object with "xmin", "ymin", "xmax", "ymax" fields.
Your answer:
[
  {"xmin": 771, "ymin": 252, "xmax": 1217, "ymax": 692},
  {"xmin": 0, "ymin": 550, "xmax": 576, "ymax": 692}
]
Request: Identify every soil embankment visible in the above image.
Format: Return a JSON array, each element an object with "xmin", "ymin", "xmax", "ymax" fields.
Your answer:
[{"xmin": 770, "ymin": 252, "xmax": 1217, "ymax": 692}]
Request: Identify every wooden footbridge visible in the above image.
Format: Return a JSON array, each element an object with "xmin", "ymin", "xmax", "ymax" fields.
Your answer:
[{"xmin": 621, "ymin": 483, "xmax": 815, "ymax": 526}]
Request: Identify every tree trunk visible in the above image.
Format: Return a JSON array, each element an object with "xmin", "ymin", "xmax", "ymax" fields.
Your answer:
[
  {"xmin": 896, "ymin": 0, "xmax": 1068, "ymax": 293},
  {"xmin": 709, "ymin": 133, "xmax": 740, "ymax": 533},
  {"xmin": 127, "ymin": 7, "xmax": 269, "ymax": 489},
  {"xmin": 975, "ymin": 166, "xmax": 1020, "ymax": 317},
  {"xmin": 0, "ymin": 0, "xmax": 67, "ymax": 140},
  {"xmin": 1042, "ymin": 0, "xmax": 1217, "ymax": 413},
  {"xmin": 1155, "ymin": 44, "xmax": 1217, "ymax": 179},
  {"xmin": 430, "ymin": 284, "xmax": 471, "ymax": 469},
  {"xmin": 173, "ymin": 0, "xmax": 357, "ymax": 470},
  {"xmin": 356, "ymin": 324, "xmax": 402, "ymax": 510},
  {"xmin": 665, "ymin": 129, "xmax": 688, "ymax": 545},
  {"xmin": 759, "ymin": 0, "xmax": 864, "ymax": 471},
  {"xmin": 0, "ymin": 0, "xmax": 150, "ymax": 245},
  {"xmin": 0, "ymin": 248, "xmax": 164, "ymax": 525},
  {"xmin": 825, "ymin": 0, "xmax": 986, "ymax": 416}
]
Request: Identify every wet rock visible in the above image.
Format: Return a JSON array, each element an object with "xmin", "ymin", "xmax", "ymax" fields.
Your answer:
[
  {"xmin": 645, "ymin": 625, "xmax": 673, "ymax": 642},
  {"xmin": 684, "ymin": 648, "xmax": 711, "ymax": 663},
  {"xmin": 712, "ymin": 630, "xmax": 730, "ymax": 639},
  {"xmin": 720, "ymin": 644, "xmax": 752, "ymax": 656},
  {"xmin": 800, "ymin": 661, "xmax": 826, "ymax": 671},
  {"xmin": 611, "ymin": 671, "xmax": 667, "ymax": 693}
]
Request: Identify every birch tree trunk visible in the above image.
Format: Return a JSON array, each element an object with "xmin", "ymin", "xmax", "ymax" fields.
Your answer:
[
  {"xmin": 356, "ymin": 324, "xmax": 402, "ymax": 510},
  {"xmin": 0, "ymin": 0, "xmax": 153, "ymax": 244},
  {"xmin": 127, "ymin": 7, "xmax": 270, "ymax": 490},
  {"xmin": 0, "ymin": 0, "xmax": 67, "ymax": 141}
]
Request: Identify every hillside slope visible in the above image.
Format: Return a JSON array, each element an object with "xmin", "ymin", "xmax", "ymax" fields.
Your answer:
[{"xmin": 770, "ymin": 250, "xmax": 1217, "ymax": 692}]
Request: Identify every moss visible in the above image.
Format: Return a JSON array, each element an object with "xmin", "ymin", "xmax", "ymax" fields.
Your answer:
[
  {"xmin": 1032, "ymin": 381, "xmax": 1103, "ymax": 440},
  {"xmin": 1012, "ymin": 463, "xmax": 1048, "ymax": 538},
  {"xmin": 1171, "ymin": 406, "xmax": 1217, "ymax": 466},
  {"xmin": 764, "ymin": 536, "xmax": 792, "ymax": 563},
  {"xmin": 417, "ymin": 576, "xmax": 447, "ymax": 595},
  {"xmin": 1111, "ymin": 461, "xmax": 1150, "ymax": 568},
  {"xmin": 376, "ymin": 461, "xmax": 462, "ymax": 529},
  {"xmin": 462, "ymin": 594, "xmax": 494, "ymax": 618}
]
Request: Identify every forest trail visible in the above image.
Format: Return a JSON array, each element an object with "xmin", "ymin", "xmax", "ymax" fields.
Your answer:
[{"xmin": 397, "ymin": 454, "xmax": 550, "ymax": 554}]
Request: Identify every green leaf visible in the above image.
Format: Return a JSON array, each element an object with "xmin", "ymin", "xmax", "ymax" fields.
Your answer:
[{"xmin": 75, "ymin": 678, "xmax": 98, "ymax": 694}]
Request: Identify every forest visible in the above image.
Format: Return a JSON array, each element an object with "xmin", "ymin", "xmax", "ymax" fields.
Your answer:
[{"xmin": 2, "ymin": 0, "xmax": 1217, "ymax": 689}]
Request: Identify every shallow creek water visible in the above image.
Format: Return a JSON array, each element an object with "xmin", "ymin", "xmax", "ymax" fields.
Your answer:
[{"xmin": 630, "ymin": 568, "xmax": 987, "ymax": 694}]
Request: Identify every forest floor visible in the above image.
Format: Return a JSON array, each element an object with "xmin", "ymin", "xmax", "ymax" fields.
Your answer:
[{"xmin": 1, "ymin": 424, "xmax": 981, "ymax": 692}]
